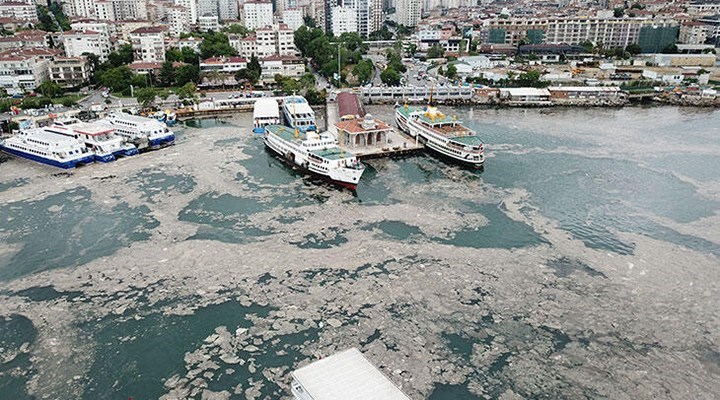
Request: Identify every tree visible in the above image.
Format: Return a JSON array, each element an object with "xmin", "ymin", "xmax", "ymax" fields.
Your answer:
[
  {"xmin": 159, "ymin": 61, "xmax": 176, "ymax": 87},
  {"xmin": 613, "ymin": 7, "xmax": 624, "ymax": 18},
  {"xmin": 661, "ymin": 44, "xmax": 678, "ymax": 54},
  {"xmin": 175, "ymin": 64, "xmax": 199, "ymax": 85},
  {"xmin": 352, "ymin": 59, "xmax": 374, "ymax": 83},
  {"xmin": 305, "ymin": 88, "xmax": 326, "ymax": 105},
  {"xmin": 247, "ymin": 55, "xmax": 261, "ymax": 81},
  {"xmin": 625, "ymin": 43, "xmax": 642, "ymax": 55},
  {"xmin": 437, "ymin": 66, "xmax": 444, "ymax": 76},
  {"xmin": 176, "ymin": 82, "xmax": 196, "ymax": 99},
  {"xmin": 380, "ymin": 67, "xmax": 401, "ymax": 86},
  {"xmin": 108, "ymin": 44, "xmax": 134, "ymax": 68},
  {"xmin": 100, "ymin": 66, "xmax": 133, "ymax": 93},
  {"xmin": 427, "ymin": 44, "xmax": 445, "ymax": 59},
  {"xmin": 36, "ymin": 81, "xmax": 64, "ymax": 98},
  {"xmin": 135, "ymin": 87, "xmax": 158, "ymax": 108},
  {"xmin": 445, "ymin": 64, "xmax": 457, "ymax": 79},
  {"xmin": 223, "ymin": 24, "xmax": 252, "ymax": 37},
  {"xmin": 339, "ymin": 32, "xmax": 367, "ymax": 54},
  {"xmin": 303, "ymin": 16, "xmax": 317, "ymax": 28},
  {"xmin": 199, "ymin": 32, "xmax": 236, "ymax": 58}
]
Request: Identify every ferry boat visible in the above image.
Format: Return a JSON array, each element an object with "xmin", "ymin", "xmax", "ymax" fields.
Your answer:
[
  {"xmin": 45, "ymin": 118, "xmax": 138, "ymax": 162},
  {"xmin": 98, "ymin": 112, "xmax": 175, "ymax": 150},
  {"xmin": 264, "ymin": 124, "xmax": 365, "ymax": 190},
  {"xmin": 282, "ymin": 96, "xmax": 316, "ymax": 133},
  {"xmin": 395, "ymin": 104, "xmax": 485, "ymax": 168},
  {"xmin": 0, "ymin": 129, "xmax": 94, "ymax": 168},
  {"xmin": 252, "ymin": 98, "xmax": 280, "ymax": 134}
]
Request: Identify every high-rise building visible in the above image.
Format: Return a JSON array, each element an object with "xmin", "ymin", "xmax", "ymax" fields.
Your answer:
[
  {"xmin": 112, "ymin": 0, "xmax": 148, "ymax": 20},
  {"xmin": 94, "ymin": 1, "xmax": 115, "ymax": 20},
  {"xmin": 174, "ymin": 0, "xmax": 197, "ymax": 23},
  {"xmin": 282, "ymin": 8, "xmax": 304, "ymax": 31},
  {"xmin": 331, "ymin": 5, "xmax": 357, "ymax": 36},
  {"xmin": 311, "ymin": 0, "xmax": 329, "ymax": 33},
  {"xmin": 63, "ymin": 29, "xmax": 112, "ymax": 61},
  {"xmin": 168, "ymin": 6, "xmax": 190, "ymax": 37},
  {"xmin": 130, "ymin": 26, "xmax": 166, "ymax": 62},
  {"xmin": 197, "ymin": 0, "xmax": 217, "ymax": 18},
  {"xmin": 243, "ymin": 0, "xmax": 273, "ymax": 29},
  {"xmin": 217, "ymin": 0, "xmax": 238, "ymax": 20},
  {"xmin": 394, "ymin": 0, "xmax": 420, "ymax": 27}
]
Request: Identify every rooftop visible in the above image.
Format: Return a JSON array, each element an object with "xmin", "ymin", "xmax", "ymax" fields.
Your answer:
[
  {"xmin": 335, "ymin": 117, "xmax": 391, "ymax": 134},
  {"xmin": 291, "ymin": 348, "xmax": 411, "ymax": 400}
]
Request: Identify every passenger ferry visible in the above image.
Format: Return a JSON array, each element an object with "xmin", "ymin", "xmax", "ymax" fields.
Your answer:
[
  {"xmin": 396, "ymin": 104, "xmax": 485, "ymax": 168},
  {"xmin": 282, "ymin": 96, "xmax": 316, "ymax": 133},
  {"xmin": 264, "ymin": 125, "xmax": 365, "ymax": 190},
  {"xmin": 252, "ymin": 98, "xmax": 280, "ymax": 134},
  {"xmin": 0, "ymin": 129, "xmax": 94, "ymax": 168},
  {"xmin": 98, "ymin": 112, "xmax": 175, "ymax": 150},
  {"xmin": 45, "ymin": 118, "xmax": 138, "ymax": 162}
]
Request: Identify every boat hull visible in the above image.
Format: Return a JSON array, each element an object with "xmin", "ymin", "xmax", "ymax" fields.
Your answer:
[
  {"xmin": 263, "ymin": 135, "xmax": 359, "ymax": 190},
  {"xmin": 0, "ymin": 145, "xmax": 94, "ymax": 169},
  {"xmin": 94, "ymin": 153, "xmax": 116, "ymax": 162},
  {"xmin": 149, "ymin": 134, "xmax": 175, "ymax": 147}
]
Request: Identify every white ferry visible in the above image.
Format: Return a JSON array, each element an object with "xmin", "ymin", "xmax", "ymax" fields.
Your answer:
[
  {"xmin": 264, "ymin": 124, "xmax": 365, "ymax": 190},
  {"xmin": 253, "ymin": 98, "xmax": 280, "ymax": 134},
  {"xmin": 0, "ymin": 129, "xmax": 94, "ymax": 168},
  {"xmin": 396, "ymin": 104, "xmax": 485, "ymax": 168},
  {"xmin": 45, "ymin": 118, "xmax": 138, "ymax": 162},
  {"xmin": 282, "ymin": 96, "xmax": 316, "ymax": 133},
  {"xmin": 98, "ymin": 112, "xmax": 175, "ymax": 150}
]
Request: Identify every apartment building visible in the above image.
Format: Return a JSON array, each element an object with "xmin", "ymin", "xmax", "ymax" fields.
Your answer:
[
  {"xmin": 49, "ymin": 57, "xmax": 90, "ymax": 88},
  {"xmin": 168, "ymin": 6, "xmax": 190, "ymax": 37},
  {"xmin": 0, "ymin": 55, "xmax": 49, "ymax": 94},
  {"xmin": 199, "ymin": 14, "xmax": 220, "ymax": 32},
  {"xmin": 130, "ymin": 26, "xmax": 166, "ymax": 62},
  {"xmin": 260, "ymin": 54, "xmax": 304, "ymax": 82},
  {"xmin": 0, "ymin": 1, "xmax": 38, "ymax": 21},
  {"xmin": 232, "ymin": 24, "xmax": 297, "ymax": 58},
  {"xmin": 331, "ymin": 5, "xmax": 357, "ymax": 37},
  {"xmin": 282, "ymin": 8, "xmax": 304, "ymax": 31},
  {"xmin": 243, "ymin": 0, "xmax": 273, "ymax": 30},
  {"xmin": 62, "ymin": 29, "xmax": 112, "ymax": 62},
  {"xmin": 200, "ymin": 56, "xmax": 247, "ymax": 74}
]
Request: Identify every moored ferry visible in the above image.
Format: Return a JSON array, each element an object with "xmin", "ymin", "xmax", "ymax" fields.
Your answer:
[
  {"xmin": 45, "ymin": 118, "xmax": 138, "ymax": 162},
  {"xmin": 252, "ymin": 98, "xmax": 280, "ymax": 134},
  {"xmin": 282, "ymin": 96, "xmax": 316, "ymax": 133},
  {"xmin": 98, "ymin": 112, "xmax": 175, "ymax": 150},
  {"xmin": 395, "ymin": 104, "xmax": 485, "ymax": 168},
  {"xmin": 264, "ymin": 124, "xmax": 365, "ymax": 190},
  {"xmin": 0, "ymin": 129, "xmax": 94, "ymax": 168}
]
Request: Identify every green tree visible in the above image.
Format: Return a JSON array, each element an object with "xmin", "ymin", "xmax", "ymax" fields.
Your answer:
[
  {"xmin": 36, "ymin": 81, "xmax": 64, "ymax": 98},
  {"xmin": 223, "ymin": 24, "xmax": 252, "ymax": 37},
  {"xmin": 176, "ymin": 82, "xmax": 196, "ymax": 100},
  {"xmin": 427, "ymin": 45, "xmax": 445, "ymax": 59},
  {"xmin": 175, "ymin": 64, "xmax": 199, "ymax": 85},
  {"xmin": 199, "ymin": 32, "xmax": 236, "ymax": 58},
  {"xmin": 108, "ymin": 44, "xmax": 134, "ymax": 67},
  {"xmin": 303, "ymin": 16, "xmax": 317, "ymax": 28},
  {"xmin": 305, "ymin": 88, "xmax": 326, "ymax": 105},
  {"xmin": 135, "ymin": 87, "xmax": 158, "ymax": 108},
  {"xmin": 625, "ymin": 43, "xmax": 642, "ymax": 55},
  {"xmin": 247, "ymin": 55, "xmax": 261, "ymax": 81},
  {"xmin": 158, "ymin": 61, "xmax": 176, "ymax": 87},
  {"xmin": 352, "ymin": 59, "xmax": 374, "ymax": 83},
  {"xmin": 445, "ymin": 64, "xmax": 457, "ymax": 79},
  {"xmin": 101, "ymin": 66, "xmax": 133, "ymax": 93},
  {"xmin": 380, "ymin": 67, "xmax": 401, "ymax": 86},
  {"xmin": 613, "ymin": 7, "xmax": 624, "ymax": 18},
  {"xmin": 339, "ymin": 32, "xmax": 367, "ymax": 54}
]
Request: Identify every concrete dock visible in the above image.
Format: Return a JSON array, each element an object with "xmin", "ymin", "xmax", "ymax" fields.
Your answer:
[{"xmin": 326, "ymin": 95, "xmax": 423, "ymax": 160}]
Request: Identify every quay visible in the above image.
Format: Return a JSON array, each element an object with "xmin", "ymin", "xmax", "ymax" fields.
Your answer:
[{"xmin": 326, "ymin": 92, "xmax": 423, "ymax": 160}]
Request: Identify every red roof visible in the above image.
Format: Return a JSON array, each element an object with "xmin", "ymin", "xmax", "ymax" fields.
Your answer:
[
  {"xmin": 202, "ymin": 56, "xmax": 247, "ymax": 64},
  {"xmin": 337, "ymin": 92, "xmax": 364, "ymax": 119},
  {"xmin": 334, "ymin": 118, "xmax": 391, "ymax": 134},
  {"xmin": 131, "ymin": 26, "xmax": 166, "ymax": 34}
]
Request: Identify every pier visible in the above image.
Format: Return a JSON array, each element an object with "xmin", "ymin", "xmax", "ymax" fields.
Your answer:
[
  {"xmin": 359, "ymin": 85, "xmax": 474, "ymax": 104},
  {"xmin": 326, "ymin": 93, "xmax": 423, "ymax": 160}
]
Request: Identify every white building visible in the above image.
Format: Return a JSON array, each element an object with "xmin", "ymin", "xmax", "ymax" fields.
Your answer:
[
  {"xmin": 394, "ymin": 0, "xmax": 421, "ymax": 27},
  {"xmin": 94, "ymin": 1, "xmax": 115, "ymax": 20},
  {"xmin": 0, "ymin": 1, "xmax": 38, "ymax": 21},
  {"xmin": 199, "ymin": 14, "xmax": 220, "ymax": 32},
  {"xmin": 63, "ymin": 29, "xmax": 112, "ymax": 62},
  {"xmin": 232, "ymin": 24, "xmax": 297, "ymax": 58},
  {"xmin": 243, "ymin": 0, "xmax": 273, "ymax": 30},
  {"xmin": 63, "ymin": 0, "xmax": 95, "ymax": 18},
  {"xmin": 0, "ymin": 55, "xmax": 49, "ymax": 95},
  {"xmin": 168, "ymin": 6, "xmax": 190, "ymax": 37},
  {"xmin": 217, "ymin": 0, "xmax": 238, "ymax": 21},
  {"xmin": 173, "ymin": 0, "xmax": 197, "ymax": 23},
  {"xmin": 200, "ymin": 56, "xmax": 247, "ymax": 73},
  {"xmin": 260, "ymin": 55, "xmax": 304, "ymax": 82},
  {"xmin": 70, "ymin": 21, "xmax": 113, "ymax": 37},
  {"xmin": 331, "ymin": 5, "xmax": 357, "ymax": 37},
  {"xmin": 282, "ymin": 8, "xmax": 304, "ymax": 31},
  {"xmin": 112, "ymin": 0, "xmax": 148, "ymax": 21},
  {"xmin": 130, "ymin": 26, "xmax": 166, "ymax": 62},
  {"xmin": 197, "ymin": 0, "xmax": 216, "ymax": 18}
]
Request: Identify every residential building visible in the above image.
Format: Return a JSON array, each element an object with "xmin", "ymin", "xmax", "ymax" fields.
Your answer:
[
  {"xmin": 174, "ymin": 0, "xmax": 197, "ymax": 23},
  {"xmin": 63, "ymin": 0, "xmax": 96, "ymax": 18},
  {"xmin": 243, "ymin": 0, "xmax": 273, "ymax": 29},
  {"xmin": 394, "ymin": 0, "xmax": 421, "ymax": 27},
  {"xmin": 232, "ymin": 24, "xmax": 296, "ymax": 58},
  {"xmin": 310, "ymin": 0, "xmax": 327, "ymax": 33},
  {"xmin": 0, "ymin": 55, "xmax": 49, "ymax": 94},
  {"xmin": 70, "ymin": 20, "xmax": 113, "ymax": 38},
  {"xmin": 168, "ymin": 6, "xmax": 190, "ymax": 37},
  {"xmin": 94, "ymin": 1, "xmax": 115, "ymax": 20},
  {"xmin": 197, "ymin": 0, "xmax": 216, "ymax": 18},
  {"xmin": 177, "ymin": 36, "xmax": 203, "ymax": 51},
  {"xmin": 128, "ymin": 60, "xmax": 184, "ymax": 75},
  {"xmin": 62, "ymin": 29, "xmax": 112, "ymax": 62},
  {"xmin": 331, "ymin": 5, "xmax": 357, "ymax": 37},
  {"xmin": 217, "ymin": 0, "xmax": 238, "ymax": 21},
  {"xmin": 200, "ymin": 56, "xmax": 247, "ymax": 74},
  {"xmin": 260, "ymin": 54, "xmax": 304, "ymax": 82},
  {"xmin": 49, "ymin": 57, "xmax": 90, "ymax": 88},
  {"xmin": 199, "ymin": 14, "xmax": 220, "ymax": 31},
  {"xmin": 0, "ymin": 1, "xmax": 37, "ymax": 21},
  {"xmin": 230, "ymin": 34, "xmax": 257, "ymax": 57},
  {"xmin": 130, "ymin": 26, "xmax": 166, "ymax": 62},
  {"xmin": 0, "ymin": 30, "xmax": 49, "ymax": 52},
  {"xmin": 112, "ymin": 0, "xmax": 148, "ymax": 20},
  {"xmin": 282, "ymin": 8, "xmax": 304, "ymax": 31}
]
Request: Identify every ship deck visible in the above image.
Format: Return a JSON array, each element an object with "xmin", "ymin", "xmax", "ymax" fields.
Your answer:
[
  {"xmin": 266, "ymin": 124, "xmax": 304, "ymax": 143},
  {"xmin": 396, "ymin": 106, "xmax": 483, "ymax": 145}
]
